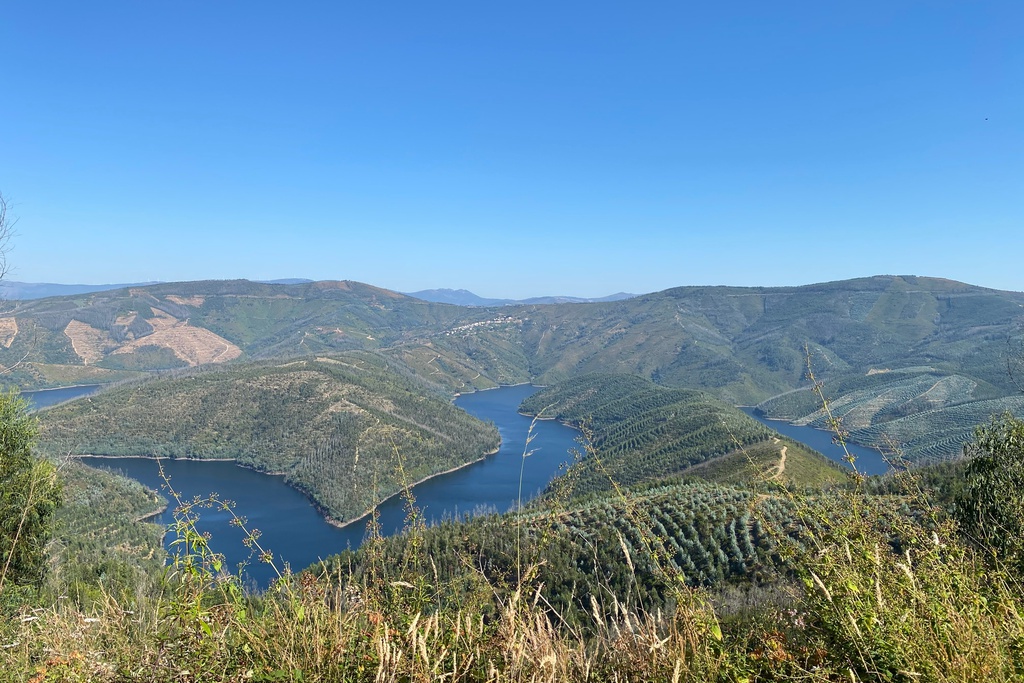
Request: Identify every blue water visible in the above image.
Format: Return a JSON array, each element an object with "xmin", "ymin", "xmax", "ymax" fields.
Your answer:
[
  {"xmin": 80, "ymin": 384, "xmax": 578, "ymax": 589},
  {"xmin": 20, "ymin": 384, "xmax": 102, "ymax": 410},
  {"xmin": 740, "ymin": 408, "xmax": 891, "ymax": 476}
]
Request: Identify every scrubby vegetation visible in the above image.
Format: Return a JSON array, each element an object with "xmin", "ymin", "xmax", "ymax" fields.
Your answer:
[{"xmin": 0, "ymin": 392, "xmax": 62, "ymax": 593}]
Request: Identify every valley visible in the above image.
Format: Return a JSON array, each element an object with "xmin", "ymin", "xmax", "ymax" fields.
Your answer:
[
  {"xmin": 8, "ymin": 274, "xmax": 1024, "ymax": 681},
  {"xmin": 6, "ymin": 274, "xmax": 1021, "ymax": 465}
]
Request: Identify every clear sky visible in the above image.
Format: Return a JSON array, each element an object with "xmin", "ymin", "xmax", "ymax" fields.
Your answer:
[{"xmin": 1, "ymin": 2, "xmax": 1021, "ymax": 298}]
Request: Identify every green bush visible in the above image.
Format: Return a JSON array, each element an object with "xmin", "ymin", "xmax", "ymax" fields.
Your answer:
[
  {"xmin": 0, "ymin": 391, "xmax": 62, "ymax": 593},
  {"xmin": 954, "ymin": 412, "xmax": 1024, "ymax": 571}
]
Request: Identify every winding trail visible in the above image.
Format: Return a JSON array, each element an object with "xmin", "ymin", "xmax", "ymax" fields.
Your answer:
[{"xmin": 769, "ymin": 438, "xmax": 787, "ymax": 481}]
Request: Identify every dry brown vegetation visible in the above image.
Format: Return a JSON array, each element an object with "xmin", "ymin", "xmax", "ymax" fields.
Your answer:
[
  {"xmin": 64, "ymin": 320, "xmax": 119, "ymax": 365},
  {"xmin": 61, "ymin": 307, "xmax": 241, "ymax": 368},
  {"xmin": 0, "ymin": 317, "xmax": 17, "ymax": 348},
  {"xmin": 112, "ymin": 325, "xmax": 242, "ymax": 366},
  {"xmin": 164, "ymin": 295, "xmax": 206, "ymax": 307}
]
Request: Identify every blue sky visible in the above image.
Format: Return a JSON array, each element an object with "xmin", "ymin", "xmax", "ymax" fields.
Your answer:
[{"xmin": 1, "ymin": 2, "xmax": 1021, "ymax": 297}]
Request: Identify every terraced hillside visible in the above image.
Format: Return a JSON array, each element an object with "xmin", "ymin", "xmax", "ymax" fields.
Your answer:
[
  {"xmin": 519, "ymin": 374, "xmax": 849, "ymax": 497},
  {"xmin": 755, "ymin": 367, "xmax": 1024, "ymax": 463},
  {"xmin": 323, "ymin": 474, "xmax": 813, "ymax": 626}
]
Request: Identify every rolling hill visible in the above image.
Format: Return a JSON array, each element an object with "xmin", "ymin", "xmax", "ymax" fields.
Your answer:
[{"xmin": 7, "ymin": 274, "xmax": 1024, "ymax": 462}]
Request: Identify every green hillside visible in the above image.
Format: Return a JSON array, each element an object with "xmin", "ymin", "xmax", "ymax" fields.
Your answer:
[
  {"xmin": 6, "ymin": 274, "xmax": 1024, "ymax": 468},
  {"xmin": 754, "ymin": 366, "xmax": 1024, "ymax": 462},
  {"xmin": 49, "ymin": 460, "xmax": 167, "ymax": 604},
  {"xmin": 6, "ymin": 275, "xmax": 1024, "ymax": 400},
  {"xmin": 322, "ymin": 478, "xmax": 803, "ymax": 625},
  {"xmin": 519, "ymin": 374, "xmax": 848, "ymax": 496},
  {"xmin": 680, "ymin": 437, "xmax": 850, "ymax": 489},
  {"xmin": 0, "ymin": 279, "xmax": 480, "ymax": 385},
  {"xmin": 453, "ymin": 275, "xmax": 1024, "ymax": 404},
  {"xmin": 36, "ymin": 352, "xmax": 500, "ymax": 523}
]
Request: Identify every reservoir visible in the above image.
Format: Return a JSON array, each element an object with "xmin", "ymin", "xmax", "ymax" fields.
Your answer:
[
  {"xmin": 740, "ymin": 408, "xmax": 891, "ymax": 476},
  {"xmin": 80, "ymin": 384, "xmax": 577, "ymax": 589},
  {"xmin": 21, "ymin": 384, "xmax": 102, "ymax": 410}
]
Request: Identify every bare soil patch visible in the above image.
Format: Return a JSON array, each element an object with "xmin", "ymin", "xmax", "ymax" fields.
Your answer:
[
  {"xmin": 165, "ymin": 295, "xmax": 206, "ymax": 307},
  {"xmin": 146, "ymin": 309, "xmax": 180, "ymax": 330},
  {"xmin": 0, "ymin": 317, "xmax": 18, "ymax": 348},
  {"xmin": 113, "ymin": 323, "xmax": 242, "ymax": 366},
  {"xmin": 64, "ymin": 320, "xmax": 119, "ymax": 365}
]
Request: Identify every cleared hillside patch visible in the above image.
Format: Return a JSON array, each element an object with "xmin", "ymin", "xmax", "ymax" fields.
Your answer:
[
  {"xmin": 64, "ymin": 320, "xmax": 119, "ymax": 364},
  {"xmin": 0, "ymin": 316, "xmax": 17, "ymax": 347},
  {"xmin": 111, "ymin": 323, "xmax": 242, "ymax": 366}
]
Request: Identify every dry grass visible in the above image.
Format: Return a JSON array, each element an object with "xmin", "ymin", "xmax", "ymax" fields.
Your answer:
[{"xmin": 2, "ymin": 571, "xmax": 739, "ymax": 683}]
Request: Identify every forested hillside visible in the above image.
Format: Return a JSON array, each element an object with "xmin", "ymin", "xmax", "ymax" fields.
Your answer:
[
  {"xmin": 6, "ymin": 274, "xmax": 1021, "ymax": 464},
  {"xmin": 0, "ymin": 279, "xmax": 477, "ymax": 387},
  {"xmin": 36, "ymin": 352, "xmax": 500, "ymax": 523}
]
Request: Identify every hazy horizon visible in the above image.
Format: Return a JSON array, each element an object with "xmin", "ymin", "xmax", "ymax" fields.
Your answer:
[{"xmin": 4, "ymin": 272, "xmax": 1021, "ymax": 303}]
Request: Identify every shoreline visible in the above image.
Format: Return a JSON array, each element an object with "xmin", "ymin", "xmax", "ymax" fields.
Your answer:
[
  {"xmin": 75, "ymin": 445, "xmax": 505, "ymax": 532},
  {"xmin": 452, "ymin": 381, "xmax": 536, "ymax": 400},
  {"xmin": 135, "ymin": 502, "xmax": 168, "ymax": 523},
  {"xmin": 517, "ymin": 411, "xmax": 577, "ymax": 430},
  {"xmin": 737, "ymin": 407, "xmax": 891, "ymax": 473},
  {"xmin": 22, "ymin": 383, "xmax": 105, "ymax": 392},
  {"xmin": 73, "ymin": 454, "xmax": 239, "ymax": 462},
  {"xmin": 74, "ymin": 385, "xmax": 562, "ymax": 536},
  {"xmin": 326, "ymin": 445, "xmax": 502, "ymax": 530},
  {"xmin": 74, "ymin": 454, "xmax": 286, "ymax": 475}
]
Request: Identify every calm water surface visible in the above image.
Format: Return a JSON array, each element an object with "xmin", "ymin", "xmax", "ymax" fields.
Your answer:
[
  {"xmin": 80, "ymin": 384, "xmax": 577, "ymax": 589},
  {"xmin": 21, "ymin": 384, "xmax": 101, "ymax": 409},
  {"xmin": 740, "ymin": 408, "xmax": 891, "ymax": 476}
]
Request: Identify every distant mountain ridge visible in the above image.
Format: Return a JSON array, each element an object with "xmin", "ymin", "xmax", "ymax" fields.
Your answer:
[
  {"xmin": 0, "ymin": 278, "xmax": 315, "ymax": 300},
  {"xmin": 2, "ymin": 280, "xmax": 623, "ymax": 305},
  {"xmin": 405, "ymin": 288, "xmax": 636, "ymax": 306},
  {"xmin": 0, "ymin": 281, "xmax": 163, "ymax": 300}
]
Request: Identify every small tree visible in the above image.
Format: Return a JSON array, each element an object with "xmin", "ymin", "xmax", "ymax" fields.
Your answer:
[
  {"xmin": 954, "ymin": 412, "xmax": 1024, "ymax": 572},
  {"xmin": 0, "ymin": 192, "xmax": 12, "ymax": 281},
  {"xmin": 0, "ymin": 391, "xmax": 61, "ymax": 591},
  {"xmin": 0, "ymin": 193, "xmax": 61, "ymax": 594}
]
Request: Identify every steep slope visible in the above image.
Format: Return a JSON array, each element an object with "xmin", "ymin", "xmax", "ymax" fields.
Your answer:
[
  {"xmin": 6, "ymin": 275, "xmax": 1024, "ymax": 399},
  {"xmin": 449, "ymin": 275, "xmax": 1024, "ymax": 403}
]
